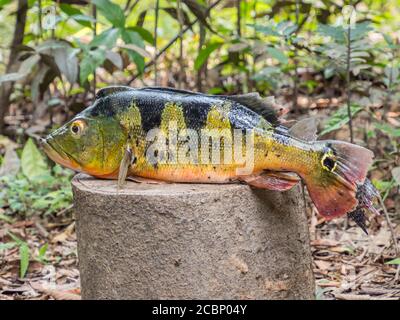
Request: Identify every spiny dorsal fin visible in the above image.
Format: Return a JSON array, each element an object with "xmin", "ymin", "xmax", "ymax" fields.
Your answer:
[
  {"xmin": 140, "ymin": 87, "xmax": 282, "ymax": 124},
  {"xmin": 222, "ymin": 93, "xmax": 282, "ymax": 124},
  {"xmin": 139, "ymin": 86, "xmax": 196, "ymax": 95},
  {"xmin": 96, "ymin": 86, "xmax": 135, "ymax": 100}
]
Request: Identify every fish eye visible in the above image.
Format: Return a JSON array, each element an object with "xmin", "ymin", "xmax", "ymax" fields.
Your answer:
[
  {"xmin": 321, "ymin": 152, "xmax": 337, "ymax": 172},
  {"xmin": 70, "ymin": 119, "xmax": 86, "ymax": 136}
]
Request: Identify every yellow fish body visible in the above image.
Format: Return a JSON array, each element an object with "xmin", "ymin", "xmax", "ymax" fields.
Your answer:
[{"xmin": 42, "ymin": 86, "xmax": 374, "ymax": 220}]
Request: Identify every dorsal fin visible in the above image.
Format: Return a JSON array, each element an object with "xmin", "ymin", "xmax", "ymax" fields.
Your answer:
[
  {"xmin": 96, "ymin": 86, "xmax": 135, "ymax": 100},
  {"xmin": 139, "ymin": 86, "xmax": 196, "ymax": 95},
  {"xmin": 140, "ymin": 87, "xmax": 282, "ymax": 124},
  {"xmin": 221, "ymin": 93, "xmax": 281, "ymax": 124}
]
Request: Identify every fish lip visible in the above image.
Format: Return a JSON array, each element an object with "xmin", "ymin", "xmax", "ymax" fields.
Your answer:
[{"xmin": 41, "ymin": 136, "xmax": 81, "ymax": 171}]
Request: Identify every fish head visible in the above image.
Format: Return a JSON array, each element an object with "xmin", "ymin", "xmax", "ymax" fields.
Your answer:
[{"xmin": 41, "ymin": 113, "xmax": 127, "ymax": 178}]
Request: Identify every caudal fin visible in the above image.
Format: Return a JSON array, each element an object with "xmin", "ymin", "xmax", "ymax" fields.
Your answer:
[{"xmin": 302, "ymin": 140, "xmax": 374, "ymax": 220}]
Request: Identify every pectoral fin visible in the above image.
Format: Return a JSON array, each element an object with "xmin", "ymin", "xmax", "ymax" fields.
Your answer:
[
  {"xmin": 118, "ymin": 145, "xmax": 133, "ymax": 189},
  {"xmin": 241, "ymin": 171, "xmax": 300, "ymax": 191}
]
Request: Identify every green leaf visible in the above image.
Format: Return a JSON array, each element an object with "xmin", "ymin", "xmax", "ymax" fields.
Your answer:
[
  {"xmin": 19, "ymin": 243, "xmax": 30, "ymax": 278},
  {"xmin": 37, "ymin": 243, "xmax": 48, "ymax": 263},
  {"xmin": 0, "ymin": 73, "xmax": 25, "ymax": 84},
  {"xmin": 374, "ymin": 122, "xmax": 400, "ymax": 137},
  {"xmin": 266, "ymin": 47, "xmax": 288, "ymax": 64},
  {"xmin": 126, "ymin": 26, "xmax": 154, "ymax": 44},
  {"xmin": 317, "ymin": 24, "xmax": 345, "ymax": 43},
  {"xmin": 60, "ymin": 3, "xmax": 82, "ymax": 16},
  {"xmin": 0, "ymin": 0, "xmax": 12, "ymax": 9},
  {"xmin": 7, "ymin": 231, "xmax": 25, "ymax": 246},
  {"xmin": 0, "ymin": 54, "xmax": 40, "ymax": 84},
  {"xmin": 53, "ymin": 47, "xmax": 79, "ymax": 84},
  {"xmin": 385, "ymin": 258, "xmax": 400, "ymax": 265},
  {"xmin": 79, "ymin": 48, "xmax": 107, "ymax": 84},
  {"xmin": 350, "ymin": 22, "xmax": 372, "ymax": 41},
  {"xmin": 105, "ymin": 50, "xmax": 123, "ymax": 69},
  {"xmin": 60, "ymin": 4, "xmax": 93, "ymax": 28},
  {"xmin": 250, "ymin": 24, "xmax": 281, "ymax": 37},
  {"xmin": 80, "ymin": 55, "xmax": 96, "ymax": 84},
  {"xmin": 121, "ymin": 30, "xmax": 146, "ymax": 73},
  {"xmin": 121, "ymin": 29, "xmax": 144, "ymax": 47},
  {"xmin": 320, "ymin": 105, "xmax": 362, "ymax": 136},
  {"xmin": 21, "ymin": 138, "xmax": 50, "ymax": 183},
  {"xmin": 194, "ymin": 42, "xmax": 222, "ymax": 70},
  {"xmin": 90, "ymin": 28, "xmax": 120, "ymax": 49},
  {"xmin": 0, "ymin": 213, "xmax": 15, "ymax": 223},
  {"xmin": 92, "ymin": 0, "xmax": 125, "ymax": 28},
  {"xmin": 0, "ymin": 242, "xmax": 17, "ymax": 251}
]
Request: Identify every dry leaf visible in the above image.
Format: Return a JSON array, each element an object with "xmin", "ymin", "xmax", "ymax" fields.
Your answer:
[
  {"xmin": 51, "ymin": 222, "xmax": 75, "ymax": 243},
  {"xmin": 30, "ymin": 283, "xmax": 80, "ymax": 300},
  {"xmin": 315, "ymin": 260, "xmax": 332, "ymax": 270}
]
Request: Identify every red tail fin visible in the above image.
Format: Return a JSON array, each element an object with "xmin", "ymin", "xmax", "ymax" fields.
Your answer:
[{"xmin": 303, "ymin": 141, "xmax": 374, "ymax": 220}]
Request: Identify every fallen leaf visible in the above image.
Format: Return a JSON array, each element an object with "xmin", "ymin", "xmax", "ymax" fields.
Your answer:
[
  {"xmin": 30, "ymin": 282, "xmax": 80, "ymax": 300},
  {"xmin": 51, "ymin": 222, "xmax": 75, "ymax": 243},
  {"xmin": 314, "ymin": 260, "xmax": 332, "ymax": 270},
  {"xmin": 311, "ymin": 239, "xmax": 340, "ymax": 247}
]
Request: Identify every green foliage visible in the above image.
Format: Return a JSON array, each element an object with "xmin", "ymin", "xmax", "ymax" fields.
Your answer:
[
  {"xmin": 21, "ymin": 138, "xmax": 51, "ymax": 183},
  {"xmin": 6, "ymin": 232, "xmax": 30, "ymax": 278},
  {"xmin": 320, "ymin": 105, "xmax": 363, "ymax": 136},
  {"xmin": 92, "ymin": 0, "xmax": 125, "ymax": 28},
  {"xmin": 385, "ymin": 258, "xmax": 400, "ymax": 265},
  {"xmin": 0, "ymin": 140, "xmax": 73, "ymax": 217},
  {"xmin": 19, "ymin": 243, "xmax": 30, "ymax": 278},
  {"xmin": 36, "ymin": 243, "xmax": 48, "ymax": 264},
  {"xmin": 0, "ymin": 0, "xmax": 152, "ymax": 87},
  {"xmin": 195, "ymin": 42, "xmax": 222, "ymax": 70},
  {"xmin": 374, "ymin": 122, "xmax": 400, "ymax": 138},
  {"xmin": 59, "ymin": 4, "xmax": 94, "ymax": 28},
  {"xmin": 317, "ymin": 22, "xmax": 373, "ymax": 78},
  {"xmin": 3, "ymin": 232, "xmax": 50, "ymax": 278}
]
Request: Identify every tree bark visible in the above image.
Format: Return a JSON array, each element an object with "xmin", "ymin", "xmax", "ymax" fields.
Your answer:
[
  {"xmin": 0, "ymin": 0, "xmax": 28, "ymax": 134},
  {"xmin": 72, "ymin": 174, "xmax": 315, "ymax": 300}
]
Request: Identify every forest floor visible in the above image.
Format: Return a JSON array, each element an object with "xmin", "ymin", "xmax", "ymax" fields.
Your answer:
[{"xmin": 0, "ymin": 196, "xmax": 399, "ymax": 300}]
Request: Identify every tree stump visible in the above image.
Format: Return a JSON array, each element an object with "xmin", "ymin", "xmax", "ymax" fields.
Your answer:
[{"xmin": 72, "ymin": 173, "xmax": 314, "ymax": 300}]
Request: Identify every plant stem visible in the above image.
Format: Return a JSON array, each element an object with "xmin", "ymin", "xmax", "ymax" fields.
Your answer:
[
  {"xmin": 0, "ymin": 0, "xmax": 28, "ymax": 134},
  {"xmin": 92, "ymin": 4, "xmax": 97, "ymax": 95},
  {"xmin": 378, "ymin": 195, "xmax": 399, "ymax": 257},
  {"xmin": 346, "ymin": 23, "xmax": 354, "ymax": 143},
  {"xmin": 293, "ymin": 0, "xmax": 300, "ymax": 113},
  {"xmin": 197, "ymin": 23, "xmax": 206, "ymax": 91},
  {"xmin": 154, "ymin": 0, "xmax": 160, "ymax": 86},
  {"xmin": 236, "ymin": 0, "xmax": 243, "ymax": 92},
  {"xmin": 38, "ymin": 0, "xmax": 43, "ymax": 40},
  {"xmin": 177, "ymin": 0, "xmax": 184, "ymax": 89}
]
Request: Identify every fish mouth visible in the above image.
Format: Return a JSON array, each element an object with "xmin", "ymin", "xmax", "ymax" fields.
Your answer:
[{"xmin": 40, "ymin": 137, "xmax": 81, "ymax": 171}]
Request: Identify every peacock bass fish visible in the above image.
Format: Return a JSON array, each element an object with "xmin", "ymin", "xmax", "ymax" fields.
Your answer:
[{"xmin": 41, "ymin": 86, "xmax": 375, "ymax": 220}]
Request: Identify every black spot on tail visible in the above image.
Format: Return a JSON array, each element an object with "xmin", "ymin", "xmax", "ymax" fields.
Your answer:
[{"xmin": 323, "ymin": 156, "xmax": 336, "ymax": 171}]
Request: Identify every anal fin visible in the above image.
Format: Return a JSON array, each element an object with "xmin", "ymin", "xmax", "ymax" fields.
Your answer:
[{"xmin": 240, "ymin": 171, "xmax": 300, "ymax": 191}]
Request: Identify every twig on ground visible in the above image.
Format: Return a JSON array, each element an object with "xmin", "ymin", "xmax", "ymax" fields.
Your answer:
[{"xmin": 377, "ymin": 194, "xmax": 399, "ymax": 257}]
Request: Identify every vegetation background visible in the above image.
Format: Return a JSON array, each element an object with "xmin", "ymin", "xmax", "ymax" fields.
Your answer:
[{"xmin": 0, "ymin": 0, "xmax": 399, "ymax": 300}]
